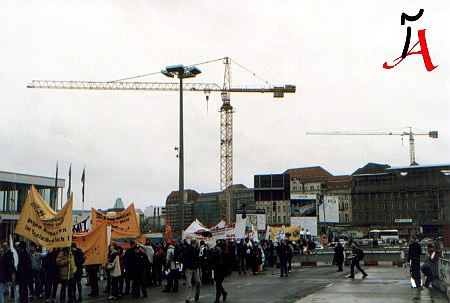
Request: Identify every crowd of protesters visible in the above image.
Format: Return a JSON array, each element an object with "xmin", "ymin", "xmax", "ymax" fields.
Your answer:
[{"xmin": 1, "ymin": 237, "xmax": 322, "ymax": 303}]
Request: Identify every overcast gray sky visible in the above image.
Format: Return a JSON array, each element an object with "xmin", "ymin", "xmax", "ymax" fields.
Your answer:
[{"xmin": 1, "ymin": 1, "xmax": 449, "ymax": 212}]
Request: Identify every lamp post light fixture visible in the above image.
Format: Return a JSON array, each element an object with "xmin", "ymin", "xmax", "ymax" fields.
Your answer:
[{"xmin": 161, "ymin": 64, "xmax": 202, "ymax": 233}]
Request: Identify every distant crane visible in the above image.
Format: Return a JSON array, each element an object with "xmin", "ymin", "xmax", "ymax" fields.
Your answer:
[
  {"xmin": 28, "ymin": 57, "xmax": 296, "ymax": 222},
  {"xmin": 306, "ymin": 127, "xmax": 438, "ymax": 165}
]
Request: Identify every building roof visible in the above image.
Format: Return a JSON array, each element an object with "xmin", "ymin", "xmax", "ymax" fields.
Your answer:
[
  {"xmin": 351, "ymin": 163, "xmax": 391, "ymax": 176},
  {"xmin": 388, "ymin": 163, "xmax": 450, "ymax": 171},
  {"xmin": 0, "ymin": 170, "xmax": 65, "ymax": 187},
  {"xmin": 284, "ymin": 166, "xmax": 333, "ymax": 180}
]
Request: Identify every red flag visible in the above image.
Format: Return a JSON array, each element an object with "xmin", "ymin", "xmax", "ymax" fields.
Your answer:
[{"xmin": 165, "ymin": 217, "xmax": 173, "ymax": 239}]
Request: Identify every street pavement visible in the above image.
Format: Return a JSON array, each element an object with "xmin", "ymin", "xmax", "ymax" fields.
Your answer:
[{"xmin": 5, "ymin": 263, "xmax": 448, "ymax": 303}]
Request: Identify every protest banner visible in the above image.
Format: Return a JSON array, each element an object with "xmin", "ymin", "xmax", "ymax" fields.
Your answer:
[
  {"xmin": 266, "ymin": 225, "xmax": 301, "ymax": 242},
  {"xmin": 15, "ymin": 185, "xmax": 73, "ymax": 247},
  {"xmin": 73, "ymin": 221, "xmax": 108, "ymax": 265},
  {"xmin": 91, "ymin": 203, "xmax": 140, "ymax": 239}
]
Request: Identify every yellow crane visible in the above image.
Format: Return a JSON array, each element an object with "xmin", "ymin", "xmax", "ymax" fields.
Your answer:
[
  {"xmin": 28, "ymin": 57, "xmax": 296, "ymax": 222},
  {"xmin": 306, "ymin": 127, "xmax": 438, "ymax": 165}
]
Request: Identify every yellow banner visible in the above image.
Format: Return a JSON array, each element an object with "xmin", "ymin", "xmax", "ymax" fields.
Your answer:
[
  {"xmin": 73, "ymin": 221, "xmax": 108, "ymax": 265},
  {"xmin": 268, "ymin": 225, "xmax": 301, "ymax": 242},
  {"xmin": 15, "ymin": 185, "xmax": 73, "ymax": 248},
  {"xmin": 91, "ymin": 203, "xmax": 140, "ymax": 239}
]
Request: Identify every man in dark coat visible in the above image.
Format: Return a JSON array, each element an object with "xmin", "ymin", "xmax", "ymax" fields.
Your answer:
[
  {"xmin": 129, "ymin": 245, "xmax": 149, "ymax": 298},
  {"xmin": 17, "ymin": 241, "xmax": 32, "ymax": 303},
  {"xmin": 211, "ymin": 243, "xmax": 228, "ymax": 303},
  {"xmin": 408, "ymin": 236, "xmax": 422, "ymax": 288},
  {"xmin": 333, "ymin": 242, "xmax": 345, "ymax": 272},
  {"xmin": 276, "ymin": 239, "xmax": 289, "ymax": 277},
  {"xmin": 347, "ymin": 241, "xmax": 367, "ymax": 279}
]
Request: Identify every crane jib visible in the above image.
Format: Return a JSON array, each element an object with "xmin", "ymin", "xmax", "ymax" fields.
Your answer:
[{"xmin": 27, "ymin": 81, "xmax": 296, "ymax": 96}]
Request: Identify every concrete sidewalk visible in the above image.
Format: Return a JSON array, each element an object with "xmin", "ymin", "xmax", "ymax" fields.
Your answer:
[{"xmin": 294, "ymin": 265, "xmax": 448, "ymax": 303}]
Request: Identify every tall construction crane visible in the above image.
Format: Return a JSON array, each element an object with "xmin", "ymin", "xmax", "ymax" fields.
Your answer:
[
  {"xmin": 306, "ymin": 127, "xmax": 438, "ymax": 165},
  {"xmin": 28, "ymin": 57, "xmax": 296, "ymax": 222}
]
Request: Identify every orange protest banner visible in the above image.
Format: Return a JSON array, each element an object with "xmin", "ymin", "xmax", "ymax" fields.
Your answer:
[
  {"xmin": 73, "ymin": 221, "xmax": 108, "ymax": 265},
  {"xmin": 15, "ymin": 185, "xmax": 73, "ymax": 248},
  {"xmin": 91, "ymin": 203, "xmax": 140, "ymax": 239}
]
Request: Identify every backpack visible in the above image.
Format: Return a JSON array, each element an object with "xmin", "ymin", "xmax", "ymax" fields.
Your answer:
[
  {"xmin": 74, "ymin": 248, "xmax": 86, "ymax": 268},
  {"xmin": 357, "ymin": 247, "xmax": 364, "ymax": 260}
]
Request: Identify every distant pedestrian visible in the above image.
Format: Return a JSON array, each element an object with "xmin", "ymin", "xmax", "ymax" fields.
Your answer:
[
  {"xmin": 182, "ymin": 239, "xmax": 201, "ymax": 303},
  {"xmin": 333, "ymin": 242, "xmax": 345, "ymax": 272},
  {"xmin": 421, "ymin": 243, "xmax": 434, "ymax": 288},
  {"xmin": 276, "ymin": 239, "xmax": 289, "ymax": 277},
  {"xmin": 346, "ymin": 241, "xmax": 367, "ymax": 279},
  {"xmin": 408, "ymin": 236, "xmax": 422, "ymax": 288},
  {"xmin": 211, "ymin": 243, "xmax": 227, "ymax": 303}
]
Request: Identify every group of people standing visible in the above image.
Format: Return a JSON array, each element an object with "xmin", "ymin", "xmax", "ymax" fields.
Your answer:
[{"xmin": 0, "ymin": 241, "xmax": 85, "ymax": 303}]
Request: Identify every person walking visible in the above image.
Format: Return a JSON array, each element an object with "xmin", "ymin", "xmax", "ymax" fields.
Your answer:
[
  {"xmin": 162, "ymin": 240, "xmax": 181, "ymax": 293},
  {"xmin": 333, "ymin": 242, "xmax": 345, "ymax": 272},
  {"xmin": 346, "ymin": 241, "xmax": 367, "ymax": 279},
  {"xmin": 408, "ymin": 236, "xmax": 422, "ymax": 288},
  {"xmin": 211, "ymin": 243, "xmax": 227, "ymax": 303},
  {"xmin": 182, "ymin": 239, "xmax": 201, "ymax": 303}
]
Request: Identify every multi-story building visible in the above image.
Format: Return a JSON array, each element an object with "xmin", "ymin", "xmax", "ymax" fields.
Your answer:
[
  {"xmin": 193, "ymin": 191, "xmax": 221, "ymax": 227},
  {"xmin": 351, "ymin": 163, "xmax": 450, "ymax": 237},
  {"xmin": 254, "ymin": 174, "xmax": 290, "ymax": 226},
  {"xmin": 220, "ymin": 184, "xmax": 255, "ymax": 224},
  {"xmin": 327, "ymin": 175, "xmax": 352, "ymax": 224},
  {"xmin": 165, "ymin": 189, "xmax": 199, "ymax": 234}
]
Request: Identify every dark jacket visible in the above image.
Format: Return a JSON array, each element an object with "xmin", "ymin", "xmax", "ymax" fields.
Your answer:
[
  {"xmin": 182, "ymin": 244, "xmax": 200, "ymax": 270},
  {"xmin": 42, "ymin": 249, "xmax": 59, "ymax": 276},
  {"xmin": 351, "ymin": 246, "xmax": 364, "ymax": 261},
  {"xmin": 333, "ymin": 244, "xmax": 345, "ymax": 263},
  {"xmin": 408, "ymin": 241, "xmax": 422, "ymax": 261},
  {"xmin": 17, "ymin": 249, "xmax": 32, "ymax": 283},
  {"xmin": 211, "ymin": 249, "xmax": 227, "ymax": 278},
  {"xmin": 128, "ymin": 250, "xmax": 150, "ymax": 277},
  {"xmin": 1, "ymin": 249, "xmax": 15, "ymax": 283},
  {"xmin": 276, "ymin": 243, "xmax": 289, "ymax": 261}
]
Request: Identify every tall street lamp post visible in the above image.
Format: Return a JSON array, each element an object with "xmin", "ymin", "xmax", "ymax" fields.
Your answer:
[{"xmin": 161, "ymin": 64, "xmax": 202, "ymax": 233}]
